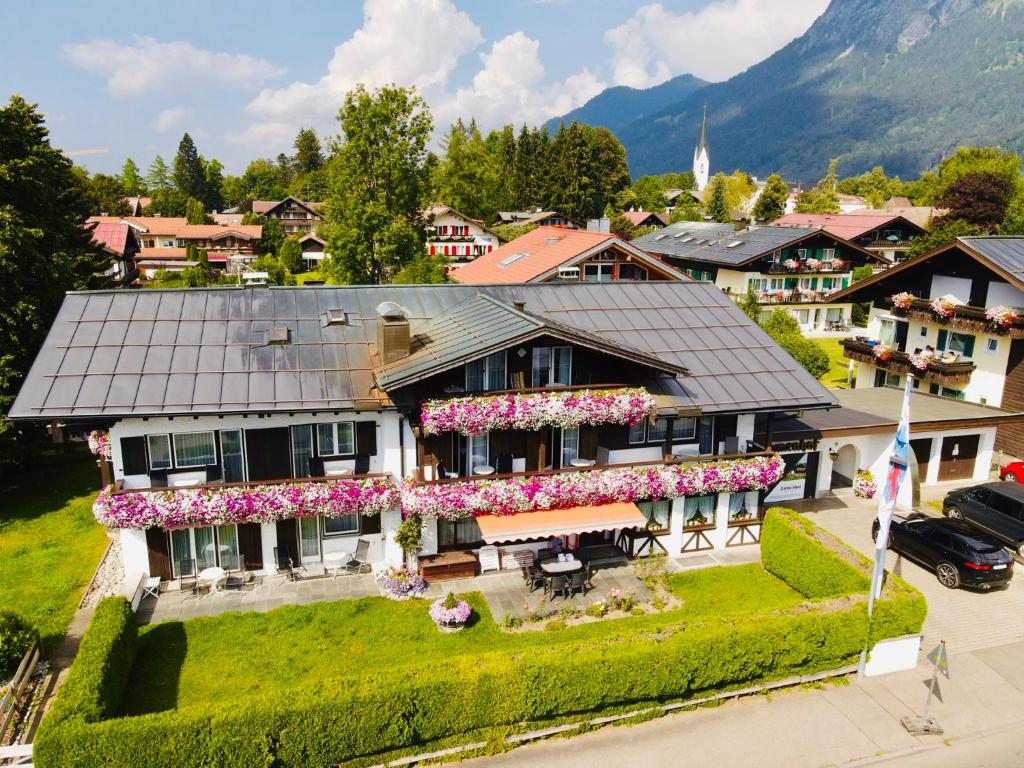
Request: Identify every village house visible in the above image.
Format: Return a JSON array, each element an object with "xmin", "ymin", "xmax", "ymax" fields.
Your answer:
[
  {"xmin": 252, "ymin": 196, "xmax": 323, "ymax": 235},
  {"xmin": 496, "ymin": 209, "xmax": 583, "ymax": 230},
  {"xmin": 826, "ymin": 236, "xmax": 1024, "ymax": 458},
  {"xmin": 633, "ymin": 223, "xmax": 888, "ymax": 333},
  {"xmin": 451, "ymin": 226, "xmax": 685, "ymax": 284},
  {"xmin": 620, "ymin": 210, "xmax": 668, "ymax": 230},
  {"xmin": 85, "ymin": 221, "xmax": 140, "ymax": 282},
  {"xmin": 424, "ymin": 204, "xmax": 503, "ymax": 268},
  {"xmin": 298, "ymin": 233, "xmax": 329, "ymax": 272},
  {"xmin": 9, "ymin": 282, "xmax": 838, "ymax": 590},
  {"xmin": 122, "ymin": 196, "xmax": 152, "ymax": 216},
  {"xmin": 770, "ymin": 212, "xmax": 927, "ymax": 263}
]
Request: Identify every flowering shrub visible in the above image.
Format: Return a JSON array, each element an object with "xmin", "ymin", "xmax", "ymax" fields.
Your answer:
[
  {"xmin": 907, "ymin": 350, "xmax": 933, "ymax": 371},
  {"xmin": 986, "ymin": 305, "xmax": 1018, "ymax": 329},
  {"xmin": 854, "ymin": 471, "xmax": 876, "ymax": 499},
  {"xmin": 829, "ymin": 258, "xmax": 845, "ymax": 270},
  {"xmin": 420, "ymin": 387, "xmax": 656, "ymax": 437},
  {"xmin": 87, "ymin": 431, "xmax": 111, "ymax": 460},
  {"xmin": 605, "ymin": 589, "xmax": 637, "ymax": 612},
  {"xmin": 378, "ymin": 567, "xmax": 429, "ymax": 600},
  {"xmin": 92, "ymin": 477, "xmax": 399, "ymax": 529},
  {"xmin": 872, "ymin": 343, "xmax": 894, "ymax": 362},
  {"xmin": 429, "ymin": 592, "xmax": 472, "ymax": 627},
  {"xmin": 783, "ymin": 259, "xmax": 799, "ymax": 271},
  {"xmin": 931, "ymin": 297, "xmax": 957, "ymax": 319},
  {"xmin": 890, "ymin": 292, "xmax": 914, "ymax": 311},
  {"xmin": 402, "ymin": 455, "xmax": 785, "ymax": 520},
  {"xmin": 805, "ymin": 258, "xmax": 821, "ymax": 271}
]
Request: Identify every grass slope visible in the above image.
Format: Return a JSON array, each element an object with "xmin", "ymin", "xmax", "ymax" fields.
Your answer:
[
  {"xmin": 810, "ymin": 337, "xmax": 851, "ymax": 389},
  {"xmin": 0, "ymin": 452, "xmax": 108, "ymax": 649},
  {"xmin": 123, "ymin": 564, "xmax": 803, "ymax": 716}
]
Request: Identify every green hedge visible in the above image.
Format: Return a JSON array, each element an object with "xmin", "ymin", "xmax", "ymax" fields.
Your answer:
[{"xmin": 761, "ymin": 507, "xmax": 871, "ymax": 598}]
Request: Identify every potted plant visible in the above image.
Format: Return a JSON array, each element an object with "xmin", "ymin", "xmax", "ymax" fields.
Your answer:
[
  {"xmin": 395, "ymin": 513, "xmax": 423, "ymax": 569},
  {"xmin": 986, "ymin": 305, "xmax": 1018, "ymax": 330},
  {"xmin": 930, "ymin": 297, "xmax": 957, "ymax": 320},
  {"xmin": 377, "ymin": 567, "xmax": 429, "ymax": 600},
  {"xmin": 890, "ymin": 292, "xmax": 913, "ymax": 312},
  {"xmin": 430, "ymin": 592, "xmax": 471, "ymax": 632},
  {"xmin": 854, "ymin": 470, "xmax": 877, "ymax": 499},
  {"xmin": 872, "ymin": 343, "xmax": 894, "ymax": 362}
]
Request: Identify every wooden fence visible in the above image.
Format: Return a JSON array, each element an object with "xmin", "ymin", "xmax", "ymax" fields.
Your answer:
[{"xmin": 0, "ymin": 632, "xmax": 41, "ymax": 748}]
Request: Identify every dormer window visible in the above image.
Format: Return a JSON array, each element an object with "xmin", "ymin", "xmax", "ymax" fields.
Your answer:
[
  {"xmin": 465, "ymin": 351, "xmax": 507, "ymax": 392},
  {"xmin": 532, "ymin": 346, "xmax": 571, "ymax": 387}
]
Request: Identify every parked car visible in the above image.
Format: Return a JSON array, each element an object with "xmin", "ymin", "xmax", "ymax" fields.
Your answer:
[
  {"xmin": 943, "ymin": 482, "xmax": 1024, "ymax": 557},
  {"xmin": 872, "ymin": 514, "xmax": 1013, "ymax": 589},
  {"xmin": 999, "ymin": 461, "xmax": 1024, "ymax": 482}
]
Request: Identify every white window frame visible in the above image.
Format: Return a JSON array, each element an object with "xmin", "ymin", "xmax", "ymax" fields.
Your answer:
[
  {"xmin": 628, "ymin": 420, "xmax": 647, "ymax": 445},
  {"xmin": 531, "ymin": 346, "xmax": 572, "ymax": 387},
  {"xmin": 317, "ymin": 421, "xmax": 355, "ymax": 456},
  {"xmin": 323, "ymin": 512, "xmax": 359, "ymax": 537},
  {"xmin": 465, "ymin": 432, "xmax": 490, "ymax": 475},
  {"xmin": 171, "ymin": 431, "xmax": 217, "ymax": 469},
  {"xmin": 561, "ymin": 427, "xmax": 579, "ymax": 467},
  {"xmin": 583, "ymin": 263, "xmax": 614, "ymax": 282},
  {"xmin": 147, "ymin": 434, "xmax": 172, "ymax": 470},
  {"xmin": 219, "ymin": 429, "xmax": 246, "ymax": 482},
  {"xmin": 170, "ymin": 524, "xmax": 239, "ymax": 578},
  {"xmin": 672, "ymin": 417, "xmax": 697, "ymax": 441},
  {"xmin": 465, "ymin": 351, "xmax": 507, "ymax": 392},
  {"xmin": 822, "ymin": 248, "xmax": 836, "ymax": 259},
  {"xmin": 985, "ymin": 338, "xmax": 999, "ymax": 354},
  {"xmin": 796, "ymin": 248, "xmax": 808, "ymax": 259}
]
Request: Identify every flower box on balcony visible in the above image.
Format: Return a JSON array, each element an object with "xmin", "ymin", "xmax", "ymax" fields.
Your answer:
[
  {"xmin": 840, "ymin": 338, "xmax": 977, "ymax": 388},
  {"xmin": 887, "ymin": 296, "xmax": 1024, "ymax": 337}
]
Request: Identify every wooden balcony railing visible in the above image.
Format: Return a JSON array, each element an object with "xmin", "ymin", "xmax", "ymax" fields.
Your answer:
[
  {"xmin": 840, "ymin": 338, "xmax": 977, "ymax": 388},
  {"xmin": 110, "ymin": 472, "xmax": 392, "ymax": 496},
  {"xmin": 887, "ymin": 297, "xmax": 1024, "ymax": 339},
  {"xmin": 765, "ymin": 262, "xmax": 847, "ymax": 274}
]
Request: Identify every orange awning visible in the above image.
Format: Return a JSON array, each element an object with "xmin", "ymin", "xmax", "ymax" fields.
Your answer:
[{"xmin": 475, "ymin": 502, "xmax": 647, "ymax": 544}]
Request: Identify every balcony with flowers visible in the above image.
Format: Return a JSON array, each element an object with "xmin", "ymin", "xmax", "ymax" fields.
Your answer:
[
  {"xmin": 887, "ymin": 292, "xmax": 1024, "ymax": 338},
  {"xmin": 839, "ymin": 337, "xmax": 977, "ymax": 388},
  {"xmin": 755, "ymin": 288, "xmax": 842, "ymax": 305},
  {"xmin": 766, "ymin": 257, "xmax": 846, "ymax": 274}
]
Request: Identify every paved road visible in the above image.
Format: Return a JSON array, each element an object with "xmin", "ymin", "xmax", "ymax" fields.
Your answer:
[{"xmin": 863, "ymin": 724, "xmax": 1024, "ymax": 767}]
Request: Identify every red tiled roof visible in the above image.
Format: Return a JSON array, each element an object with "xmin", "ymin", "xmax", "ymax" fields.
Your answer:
[
  {"xmin": 769, "ymin": 213, "xmax": 908, "ymax": 241},
  {"xmin": 621, "ymin": 211, "xmax": 667, "ymax": 227},
  {"xmin": 138, "ymin": 247, "xmax": 188, "ymax": 259},
  {"xmin": 177, "ymin": 224, "xmax": 262, "ymax": 240},
  {"xmin": 85, "ymin": 217, "xmax": 261, "ymax": 240},
  {"xmin": 86, "ymin": 216, "xmax": 188, "ymax": 236},
  {"xmin": 88, "ymin": 222, "xmax": 131, "ymax": 255}
]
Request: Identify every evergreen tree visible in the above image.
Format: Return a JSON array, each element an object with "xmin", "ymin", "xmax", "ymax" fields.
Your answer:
[
  {"xmin": 705, "ymin": 174, "xmax": 731, "ymax": 222},
  {"xmin": 294, "ymin": 128, "xmax": 324, "ymax": 174},
  {"xmin": 0, "ymin": 96, "xmax": 111, "ymax": 467},
  {"xmin": 172, "ymin": 133, "xmax": 205, "ymax": 200},
  {"xmin": 752, "ymin": 173, "xmax": 789, "ymax": 221},
  {"xmin": 493, "ymin": 125, "xmax": 518, "ymax": 212},
  {"xmin": 146, "ymin": 155, "xmax": 172, "ymax": 189},
  {"xmin": 120, "ymin": 158, "xmax": 146, "ymax": 196},
  {"xmin": 547, "ymin": 123, "xmax": 595, "ymax": 222},
  {"xmin": 203, "ymin": 158, "xmax": 225, "ymax": 212},
  {"xmin": 795, "ymin": 159, "xmax": 840, "ymax": 214},
  {"xmin": 1001, "ymin": 182, "xmax": 1024, "ymax": 235},
  {"xmin": 185, "ymin": 197, "xmax": 211, "ymax": 224},
  {"xmin": 323, "ymin": 85, "xmax": 432, "ymax": 284},
  {"xmin": 278, "ymin": 235, "xmax": 303, "ymax": 273},
  {"xmin": 434, "ymin": 119, "xmax": 493, "ymax": 220},
  {"xmin": 587, "ymin": 126, "xmax": 630, "ymax": 216}
]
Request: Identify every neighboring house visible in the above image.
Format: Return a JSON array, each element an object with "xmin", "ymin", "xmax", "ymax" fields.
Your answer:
[
  {"xmin": 123, "ymin": 196, "xmax": 152, "ymax": 216},
  {"xmin": 9, "ymin": 282, "xmax": 839, "ymax": 588},
  {"xmin": 451, "ymin": 226, "xmax": 686, "ymax": 284},
  {"xmin": 861, "ymin": 201, "xmax": 946, "ymax": 229},
  {"xmin": 620, "ymin": 211, "xmax": 668, "ymax": 230},
  {"xmin": 770, "ymin": 213, "xmax": 927, "ymax": 263},
  {"xmin": 837, "ymin": 194, "xmax": 867, "ymax": 214},
  {"xmin": 825, "ymin": 236, "xmax": 1024, "ymax": 456},
  {"xmin": 252, "ymin": 196, "xmax": 324, "ymax": 235},
  {"xmin": 634, "ymin": 224, "xmax": 888, "ymax": 333},
  {"xmin": 212, "ymin": 213, "xmax": 245, "ymax": 226},
  {"xmin": 496, "ymin": 210, "xmax": 583, "ymax": 230},
  {"xmin": 86, "ymin": 221, "xmax": 140, "ymax": 281},
  {"xmin": 299, "ymin": 233, "xmax": 329, "ymax": 271},
  {"xmin": 86, "ymin": 216, "xmax": 263, "ymax": 276},
  {"xmin": 424, "ymin": 204, "xmax": 502, "ymax": 268}
]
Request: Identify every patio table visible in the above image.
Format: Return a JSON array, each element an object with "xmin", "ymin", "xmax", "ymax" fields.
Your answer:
[
  {"xmin": 197, "ymin": 566, "xmax": 227, "ymax": 595},
  {"xmin": 323, "ymin": 551, "xmax": 348, "ymax": 578},
  {"xmin": 540, "ymin": 558, "xmax": 583, "ymax": 574}
]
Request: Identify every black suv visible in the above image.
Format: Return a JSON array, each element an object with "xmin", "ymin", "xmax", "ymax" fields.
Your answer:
[
  {"xmin": 872, "ymin": 515, "xmax": 1013, "ymax": 589},
  {"xmin": 943, "ymin": 482, "xmax": 1024, "ymax": 558}
]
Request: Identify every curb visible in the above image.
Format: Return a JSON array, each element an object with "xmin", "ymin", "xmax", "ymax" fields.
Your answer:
[{"xmin": 840, "ymin": 717, "xmax": 1024, "ymax": 767}]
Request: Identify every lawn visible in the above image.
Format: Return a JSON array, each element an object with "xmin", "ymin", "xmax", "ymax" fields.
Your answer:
[
  {"xmin": 0, "ymin": 452, "xmax": 108, "ymax": 649},
  {"xmin": 810, "ymin": 337, "xmax": 853, "ymax": 389},
  {"xmin": 122, "ymin": 563, "xmax": 804, "ymax": 716},
  {"xmin": 295, "ymin": 270, "xmax": 329, "ymax": 285}
]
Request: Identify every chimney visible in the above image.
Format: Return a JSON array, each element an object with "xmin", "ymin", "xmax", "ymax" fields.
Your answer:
[
  {"xmin": 733, "ymin": 221, "xmax": 747, "ymax": 232},
  {"xmin": 513, "ymin": 301, "xmax": 526, "ymax": 312},
  {"xmin": 376, "ymin": 301, "xmax": 410, "ymax": 363}
]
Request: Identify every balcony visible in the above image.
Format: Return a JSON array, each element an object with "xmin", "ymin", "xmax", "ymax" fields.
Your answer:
[
  {"xmin": 766, "ymin": 260, "xmax": 847, "ymax": 274},
  {"xmin": 839, "ymin": 338, "xmax": 977, "ymax": 388},
  {"xmin": 865, "ymin": 239, "xmax": 914, "ymax": 249},
  {"xmin": 888, "ymin": 297, "xmax": 1024, "ymax": 339},
  {"xmin": 753, "ymin": 289, "xmax": 840, "ymax": 305}
]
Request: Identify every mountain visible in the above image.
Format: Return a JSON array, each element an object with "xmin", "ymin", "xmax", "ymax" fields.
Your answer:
[
  {"xmin": 553, "ymin": 0, "xmax": 1024, "ymax": 181},
  {"xmin": 544, "ymin": 73, "xmax": 708, "ymax": 135}
]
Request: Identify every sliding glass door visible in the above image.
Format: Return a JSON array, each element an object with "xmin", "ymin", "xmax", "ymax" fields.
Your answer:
[
  {"xmin": 168, "ymin": 524, "xmax": 241, "ymax": 577},
  {"xmin": 298, "ymin": 517, "xmax": 321, "ymax": 563}
]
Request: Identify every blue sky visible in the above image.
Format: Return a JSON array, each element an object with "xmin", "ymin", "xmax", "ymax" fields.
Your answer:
[{"xmin": 0, "ymin": 0, "xmax": 828, "ymax": 175}]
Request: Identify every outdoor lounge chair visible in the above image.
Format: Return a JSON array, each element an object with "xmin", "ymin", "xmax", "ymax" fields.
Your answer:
[
  {"xmin": 566, "ymin": 571, "xmax": 588, "ymax": 598},
  {"xmin": 177, "ymin": 558, "xmax": 199, "ymax": 596},
  {"xmin": 345, "ymin": 538, "xmax": 372, "ymax": 574},
  {"xmin": 224, "ymin": 555, "xmax": 253, "ymax": 591}
]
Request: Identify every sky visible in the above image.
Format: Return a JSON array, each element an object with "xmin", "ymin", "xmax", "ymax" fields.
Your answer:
[{"xmin": 0, "ymin": 0, "xmax": 829, "ymax": 176}]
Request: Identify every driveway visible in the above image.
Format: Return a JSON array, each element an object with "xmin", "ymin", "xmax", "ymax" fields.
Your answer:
[{"xmin": 798, "ymin": 492, "xmax": 1024, "ymax": 654}]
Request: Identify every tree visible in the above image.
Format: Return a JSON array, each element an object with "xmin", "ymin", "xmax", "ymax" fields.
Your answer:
[
  {"xmin": 278, "ymin": 235, "xmax": 303, "ymax": 273},
  {"xmin": 202, "ymin": 158, "xmax": 225, "ymax": 212},
  {"xmin": 220, "ymin": 175, "xmax": 245, "ymax": 209},
  {"xmin": 120, "ymin": 158, "xmax": 146, "ymax": 196},
  {"xmin": 837, "ymin": 166, "xmax": 906, "ymax": 207},
  {"xmin": 172, "ymin": 133, "xmax": 205, "ymax": 200},
  {"xmin": 250, "ymin": 254, "xmax": 292, "ymax": 285},
  {"xmin": 242, "ymin": 213, "xmax": 284, "ymax": 256},
  {"xmin": 609, "ymin": 214, "xmax": 635, "ymax": 240},
  {"xmin": 934, "ymin": 147, "xmax": 1020, "ymax": 196},
  {"xmin": 146, "ymin": 155, "xmax": 172, "ymax": 189},
  {"xmin": 242, "ymin": 159, "xmax": 288, "ymax": 201},
  {"xmin": 752, "ymin": 173, "xmax": 788, "ymax": 221},
  {"xmin": 587, "ymin": 126, "xmax": 630, "ymax": 216},
  {"xmin": 739, "ymin": 291, "xmax": 761, "ymax": 321},
  {"xmin": 705, "ymin": 174, "xmax": 730, "ymax": 222},
  {"xmin": 144, "ymin": 187, "xmax": 189, "ymax": 217},
  {"xmin": 668, "ymin": 201, "xmax": 703, "ymax": 223},
  {"xmin": 78, "ymin": 171, "xmax": 130, "ymax": 216},
  {"xmin": 294, "ymin": 128, "xmax": 324, "ymax": 174},
  {"xmin": 1001, "ymin": 181, "xmax": 1024, "ymax": 235},
  {"xmin": 631, "ymin": 175, "xmax": 667, "ymax": 213},
  {"xmin": 795, "ymin": 159, "xmax": 839, "ymax": 214},
  {"xmin": 391, "ymin": 252, "xmax": 449, "ymax": 284},
  {"xmin": 185, "ymin": 197, "xmax": 212, "ymax": 224},
  {"xmin": 906, "ymin": 219, "xmax": 982, "ymax": 258},
  {"xmin": 323, "ymin": 85, "xmax": 432, "ymax": 284},
  {"xmin": 760, "ymin": 309, "xmax": 829, "ymax": 379},
  {"xmin": 0, "ymin": 96, "xmax": 111, "ymax": 468},
  {"xmin": 546, "ymin": 122, "xmax": 596, "ymax": 222},
  {"xmin": 934, "ymin": 171, "xmax": 1015, "ymax": 231},
  {"xmin": 434, "ymin": 119, "xmax": 494, "ymax": 220}
]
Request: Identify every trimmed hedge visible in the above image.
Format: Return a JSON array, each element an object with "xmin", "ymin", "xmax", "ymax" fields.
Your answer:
[
  {"xmin": 37, "ymin": 511, "xmax": 925, "ymax": 767},
  {"xmin": 761, "ymin": 507, "xmax": 871, "ymax": 598}
]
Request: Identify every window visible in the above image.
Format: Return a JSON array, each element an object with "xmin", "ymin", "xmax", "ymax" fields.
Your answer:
[
  {"xmin": 794, "ymin": 309, "xmax": 810, "ymax": 324},
  {"xmin": 966, "ymin": 487, "xmax": 991, "ymax": 504},
  {"xmin": 299, "ymin": 517, "xmax": 321, "ymax": 558},
  {"xmin": 878, "ymin": 318, "xmax": 897, "ymax": 346},
  {"xmin": 465, "ymin": 433, "xmax": 489, "ymax": 474},
  {"xmin": 291, "ymin": 425, "xmax": 314, "ymax": 477},
  {"xmin": 170, "ymin": 524, "xmax": 238, "ymax": 577},
  {"xmin": 619, "ymin": 264, "xmax": 648, "ymax": 281},
  {"xmin": 825, "ymin": 307, "xmax": 843, "ymax": 322},
  {"xmin": 220, "ymin": 430, "xmax": 245, "ymax": 482},
  {"xmin": 466, "ymin": 351, "xmax": 507, "ymax": 392},
  {"xmin": 324, "ymin": 514, "xmax": 359, "ymax": 536},
  {"xmin": 673, "ymin": 417, "xmax": 697, "ymax": 441},
  {"xmin": 628, "ymin": 420, "xmax": 647, "ymax": 444},
  {"xmin": 317, "ymin": 422, "xmax": 355, "ymax": 456},
  {"xmin": 928, "ymin": 384, "xmax": 965, "ymax": 400},
  {"xmin": 172, "ymin": 432, "xmax": 215, "ymax": 468},
  {"xmin": 986, "ymin": 338, "xmax": 998, "ymax": 354},
  {"xmin": 822, "ymin": 248, "xmax": 835, "ymax": 259},
  {"xmin": 796, "ymin": 248, "xmax": 808, "ymax": 259},
  {"xmin": 147, "ymin": 434, "xmax": 172, "ymax": 470},
  {"xmin": 874, "ymin": 369, "xmax": 901, "ymax": 387},
  {"xmin": 920, "ymin": 326, "xmax": 929, "ymax": 338},
  {"xmin": 531, "ymin": 346, "xmax": 571, "ymax": 387},
  {"xmin": 583, "ymin": 263, "xmax": 614, "ymax": 282},
  {"xmin": 637, "ymin": 499, "xmax": 671, "ymax": 532},
  {"xmin": 648, "ymin": 418, "xmax": 668, "ymax": 442},
  {"xmin": 561, "ymin": 427, "xmax": 579, "ymax": 467},
  {"xmin": 941, "ymin": 331, "xmax": 975, "ymax": 357},
  {"xmin": 437, "ymin": 518, "xmax": 483, "ymax": 548},
  {"xmin": 683, "ymin": 495, "xmax": 716, "ymax": 527}
]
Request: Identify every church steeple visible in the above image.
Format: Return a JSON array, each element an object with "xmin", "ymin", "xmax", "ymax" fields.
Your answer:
[{"xmin": 692, "ymin": 105, "xmax": 710, "ymax": 193}]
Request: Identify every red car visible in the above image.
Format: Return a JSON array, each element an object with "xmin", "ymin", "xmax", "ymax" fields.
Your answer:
[{"xmin": 1000, "ymin": 461, "xmax": 1024, "ymax": 482}]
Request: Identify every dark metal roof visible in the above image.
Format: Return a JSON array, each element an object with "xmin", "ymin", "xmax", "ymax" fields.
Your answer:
[
  {"xmin": 9, "ymin": 282, "xmax": 837, "ymax": 420},
  {"xmin": 635, "ymin": 224, "xmax": 824, "ymax": 267},
  {"xmin": 958, "ymin": 237, "xmax": 1024, "ymax": 288},
  {"xmin": 631, "ymin": 222, "xmax": 739, "ymax": 260}
]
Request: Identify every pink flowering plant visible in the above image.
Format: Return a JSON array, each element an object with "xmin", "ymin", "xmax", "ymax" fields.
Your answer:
[
  {"xmin": 804, "ymin": 258, "xmax": 821, "ymax": 271},
  {"xmin": 930, "ymin": 297, "xmax": 957, "ymax": 319},
  {"xmin": 429, "ymin": 592, "xmax": 472, "ymax": 627},
  {"xmin": 92, "ymin": 477, "xmax": 399, "ymax": 529},
  {"xmin": 378, "ymin": 567, "xmax": 429, "ymax": 600},
  {"xmin": 907, "ymin": 350, "xmax": 933, "ymax": 371},
  {"xmin": 420, "ymin": 387, "xmax": 656, "ymax": 437},
  {"xmin": 783, "ymin": 259, "xmax": 799, "ymax": 271},
  {"xmin": 872, "ymin": 343, "xmax": 894, "ymax": 362},
  {"xmin": 87, "ymin": 430, "xmax": 112, "ymax": 460},
  {"xmin": 854, "ymin": 471, "xmax": 876, "ymax": 499},
  {"xmin": 986, "ymin": 305, "xmax": 1018, "ymax": 329},
  {"xmin": 402, "ymin": 455, "xmax": 784, "ymax": 520},
  {"xmin": 890, "ymin": 292, "xmax": 914, "ymax": 311},
  {"xmin": 829, "ymin": 258, "xmax": 845, "ymax": 270}
]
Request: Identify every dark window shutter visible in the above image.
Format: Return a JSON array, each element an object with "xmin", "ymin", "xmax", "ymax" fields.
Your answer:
[
  {"xmin": 937, "ymin": 329, "xmax": 948, "ymax": 351},
  {"xmin": 361, "ymin": 513, "xmax": 382, "ymax": 535},
  {"xmin": 121, "ymin": 436, "xmax": 148, "ymax": 476},
  {"xmin": 961, "ymin": 334, "xmax": 975, "ymax": 357},
  {"xmin": 237, "ymin": 523, "xmax": 263, "ymax": 569},
  {"xmin": 356, "ymin": 421, "xmax": 377, "ymax": 456},
  {"xmin": 145, "ymin": 528, "xmax": 172, "ymax": 580}
]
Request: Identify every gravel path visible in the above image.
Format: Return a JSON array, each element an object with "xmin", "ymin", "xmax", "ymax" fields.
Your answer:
[{"xmin": 79, "ymin": 533, "xmax": 123, "ymax": 610}]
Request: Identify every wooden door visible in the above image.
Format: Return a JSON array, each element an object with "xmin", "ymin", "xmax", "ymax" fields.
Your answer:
[
  {"xmin": 146, "ymin": 528, "xmax": 172, "ymax": 581},
  {"xmin": 237, "ymin": 522, "xmax": 263, "ymax": 569},
  {"xmin": 938, "ymin": 434, "xmax": 979, "ymax": 482},
  {"xmin": 910, "ymin": 438, "xmax": 932, "ymax": 484},
  {"xmin": 245, "ymin": 427, "xmax": 292, "ymax": 481}
]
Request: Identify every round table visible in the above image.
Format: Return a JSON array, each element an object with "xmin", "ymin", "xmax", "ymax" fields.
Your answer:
[
  {"xmin": 540, "ymin": 558, "xmax": 583, "ymax": 574},
  {"xmin": 323, "ymin": 551, "xmax": 348, "ymax": 577},
  {"xmin": 473, "ymin": 465, "xmax": 495, "ymax": 475},
  {"xmin": 570, "ymin": 457, "xmax": 596, "ymax": 467},
  {"xmin": 197, "ymin": 566, "xmax": 227, "ymax": 594}
]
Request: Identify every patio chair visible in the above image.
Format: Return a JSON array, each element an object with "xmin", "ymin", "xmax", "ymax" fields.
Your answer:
[
  {"xmin": 536, "ymin": 548, "xmax": 555, "ymax": 563},
  {"xmin": 495, "ymin": 453, "xmax": 513, "ymax": 474},
  {"xmin": 345, "ymin": 538, "xmax": 372, "ymax": 575},
  {"xmin": 546, "ymin": 575, "xmax": 569, "ymax": 599},
  {"xmin": 584, "ymin": 562, "xmax": 596, "ymax": 590},
  {"xmin": 177, "ymin": 558, "xmax": 199, "ymax": 596},
  {"xmin": 286, "ymin": 557, "xmax": 307, "ymax": 582},
  {"xmin": 526, "ymin": 565, "xmax": 546, "ymax": 593},
  {"xmin": 224, "ymin": 555, "xmax": 251, "ymax": 591},
  {"xmin": 511, "ymin": 550, "xmax": 535, "ymax": 583},
  {"xmin": 566, "ymin": 571, "xmax": 588, "ymax": 598}
]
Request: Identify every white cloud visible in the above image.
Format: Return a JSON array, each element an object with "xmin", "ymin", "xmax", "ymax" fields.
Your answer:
[
  {"xmin": 65, "ymin": 35, "xmax": 284, "ymax": 97},
  {"xmin": 152, "ymin": 106, "xmax": 190, "ymax": 132},
  {"xmin": 605, "ymin": 0, "xmax": 829, "ymax": 87}
]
